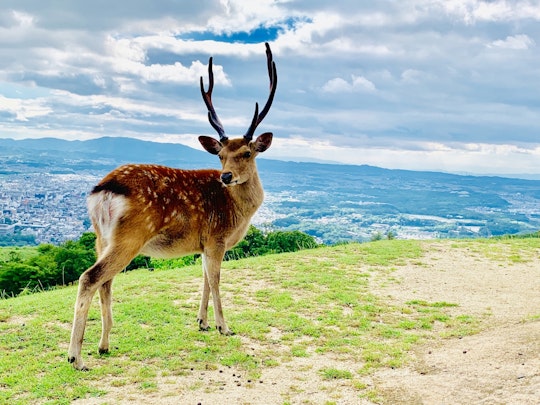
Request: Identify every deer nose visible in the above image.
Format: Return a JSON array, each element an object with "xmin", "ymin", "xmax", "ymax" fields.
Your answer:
[{"xmin": 221, "ymin": 172, "xmax": 233, "ymax": 184}]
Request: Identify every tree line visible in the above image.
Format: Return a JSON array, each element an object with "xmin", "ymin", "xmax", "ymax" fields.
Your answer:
[{"xmin": 0, "ymin": 226, "xmax": 318, "ymax": 298}]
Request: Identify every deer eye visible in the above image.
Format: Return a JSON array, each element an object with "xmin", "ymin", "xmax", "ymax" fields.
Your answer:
[
  {"xmin": 218, "ymin": 154, "xmax": 224, "ymax": 161},
  {"xmin": 243, "ymin": 151, "xmax": 252, "ymax": 159}
]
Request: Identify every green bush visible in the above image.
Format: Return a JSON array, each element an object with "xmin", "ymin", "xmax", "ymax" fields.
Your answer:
[
  {"xmin": 265, "ymin": 230, "xmax": 318, "ymax": 253},
  {"xmin": 0, "ymin": 262, "xmax": 42, "ymax": 296}
]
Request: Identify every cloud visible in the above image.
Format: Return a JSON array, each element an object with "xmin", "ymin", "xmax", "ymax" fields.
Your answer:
[
  {"xmin": 0, "ymin": 95, "xmax": 52, "ymax": 121},
  {"xmin": 437, "ymin": 0, "xmax": 540, "ymax": 24},
  {"xmin": 489, "ymin": 34, "xmax": 535, "ymax": 49},
  {"xmin": 266, "ymin": 137, "xmax": 540, "ymax": 175},
  {"xmin": 0, "ymin": 0, "xmax": 539, "ymax": 176},
  {"xmin": 322, "ymin": 75, "xmax": 376, "ymax": 93}
]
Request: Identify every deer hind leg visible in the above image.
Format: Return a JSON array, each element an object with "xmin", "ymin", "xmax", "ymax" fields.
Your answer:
[
  {"xmin": 68, "ymin": 241, "xmax": 143, "ymax": 370},
  {"xmin": 68, "ymin": 262, "xmax": 101, "ymax": 371},
  {"xmin": 98, "ymin": 279, "xmax": 113, "ymax": 355},
  {"xmin": 94, "ymin": 222, "xmax": 113, "ymax": 355},
  {"xmin": 200, "ymin": 249, "xmax": 234, "ymax": 336}
]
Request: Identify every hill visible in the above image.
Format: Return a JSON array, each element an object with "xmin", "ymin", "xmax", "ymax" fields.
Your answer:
[
  {"xmin": 0, "ymin": 238, "xmax": 539, "ymax": 404},
  {"xmin": 0, "ymin": 136, "xmax": 213, "ymax": 172},
  {"xmin": 1, "ymin": 136, "xmax": 540, "ymax": 243}
]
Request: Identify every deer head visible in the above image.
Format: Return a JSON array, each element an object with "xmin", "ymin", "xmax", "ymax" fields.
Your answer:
[{"xmin": 198, "ymin": 42, "xmax": 277, "ymax": 186}]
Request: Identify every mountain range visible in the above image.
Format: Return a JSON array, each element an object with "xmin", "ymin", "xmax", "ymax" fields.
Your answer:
[{"xmin": 1, "ymin": 136, "xmax": 539, "ymax": 244}]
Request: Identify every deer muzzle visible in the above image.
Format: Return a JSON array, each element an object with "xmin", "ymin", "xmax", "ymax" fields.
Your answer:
[{"xmin": 221, "ymin": 172, "xmax": 233, "ymax": 185}]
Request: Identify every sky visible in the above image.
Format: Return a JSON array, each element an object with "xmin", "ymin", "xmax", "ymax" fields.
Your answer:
[{"xmin": 0, "ymin": 0, "xmax": 539, "ymax": 177}]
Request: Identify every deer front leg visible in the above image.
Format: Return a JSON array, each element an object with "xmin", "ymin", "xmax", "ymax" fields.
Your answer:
[
  {"xmin": 201, "ymin": 250, "xmax": 234, "ymax": 335},
  {"xmin": 98, "ymin": 279, "xmax": 113, "ymax": 355},
  {"xmin": 197, "ymin": 270, "xmax": 211, "ymax": 331}
]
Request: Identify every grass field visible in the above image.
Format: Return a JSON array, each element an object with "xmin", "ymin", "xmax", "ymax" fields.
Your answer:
[
  {"xmin": 1, "ymin": 238, "xmax": 537, "ymax": 404},
  {"xmin": 0, "ymin": 246, "xmax": 38, "ymax": 262}
]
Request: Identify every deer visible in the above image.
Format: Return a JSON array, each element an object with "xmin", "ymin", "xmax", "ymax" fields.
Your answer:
[{"xmin": 68, "ymin": 42, "xmax": 277, "ymax": 370}]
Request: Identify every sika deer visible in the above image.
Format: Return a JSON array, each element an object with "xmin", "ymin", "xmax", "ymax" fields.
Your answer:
[{"xmin": 68, "ymin": 43, "xmax": 277, "ymax": 370}]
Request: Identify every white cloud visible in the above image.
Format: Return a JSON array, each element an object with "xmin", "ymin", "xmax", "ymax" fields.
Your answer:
[
  {"xmin": 106, "ymin": 36, "xmax": 146, "ymax": 63},
  {"xmin": 208, "ymin": 0, "xmax": 285, "ymax": 33},
  {"xmin": 48, "ymin": 90, "xmax": 202, "ymax": 122},
  {"xmin": 11, "ymin": 10, "xmax": 35, "ymax": 28},
  {"xmin": 322, "ymin": 75, "xmax": 376, "ymax": 93},
  {"xmin": 437, "ymin": 0, "xmax": 540, "ymax": 23},
  {"xmin": 0, "ymin": 95, "xmax": 52, "ymax": 121},
  {"xmin": 266, "ymin": 137, "xmax": 540, "ymax": 175},
  {"xmin": 489, "ymin": 34, "xmax": 535, "ymax": 49},
  {"xmin": 401, "ymin": 69, "xmax": 424, "ymax": 83},
  {"xmin": 321, "ymin": 78, "xmax": 349, "ymax": 93},
  {"xmin": 352, "ymin": 75, "xmax": 376, "ymax": 92}
]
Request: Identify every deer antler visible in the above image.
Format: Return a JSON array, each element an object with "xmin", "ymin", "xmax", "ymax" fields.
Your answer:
[
  {"xmin": 200, "ymin": 57, "xmax": 227, "ymax": 142},
  {"xmin": 244, "ymin": 42, "xmax": 278, "ymax": 141},
  {"xmin": 200, "ymin": 43, "xmax": 277, "ymax": 143}
]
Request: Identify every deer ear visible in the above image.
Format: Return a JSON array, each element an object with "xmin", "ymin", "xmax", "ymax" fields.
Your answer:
[
  {"xmin": 254, "ymin": 132, "xmax": 273, "ymax": 153},
  {"xmin": 199, "ymin": 136, "xmax": 222, "ymax": 155}
]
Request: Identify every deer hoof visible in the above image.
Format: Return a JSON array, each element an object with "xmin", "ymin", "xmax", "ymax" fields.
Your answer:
[
  {"xmin": 217, "ymin": 326, "xmax": 235, "ymax": 336},
  {"xmin": 99, "ymin": 348, "xmax": 109, "ymax": 355},
  {"xmin": 68, "ymin": 356, "xmax": 89, "ymax": 371},
  {"xmin": 198, "ymin": 318, "xmax": 211, "ymax": 331}
]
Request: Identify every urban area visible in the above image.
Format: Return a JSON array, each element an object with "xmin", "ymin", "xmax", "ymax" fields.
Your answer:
[{"xmin": 0, "ymin": 173, "xmax": 97, "ymax": 245}]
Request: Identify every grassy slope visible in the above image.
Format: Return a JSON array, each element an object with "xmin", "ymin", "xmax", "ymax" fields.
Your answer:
[
  {"xmin": 0, "ymin": 246, "xmax": 39, "ymax": 261},
  {"xmin": 0, "ymin": 238, "xmax": 538, "ymax": 404}
]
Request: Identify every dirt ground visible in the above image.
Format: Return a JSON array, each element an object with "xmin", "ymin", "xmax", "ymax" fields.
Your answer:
[
  {"xmin": 373, "ymin": 241, "xmax": 540, "ymax": 405},
  {"xmin": 76, "ymin": 241, "xmax": 540, "ymax": 404}
]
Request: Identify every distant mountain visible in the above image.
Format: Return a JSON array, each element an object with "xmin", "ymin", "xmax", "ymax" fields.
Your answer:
[
  {"xmin": 1, "ymin": 136, "xmax": 539, "ymax": 243},
  {"xmin": 0, "ymin": 136, "xmax": 215, "ymax": 172}
]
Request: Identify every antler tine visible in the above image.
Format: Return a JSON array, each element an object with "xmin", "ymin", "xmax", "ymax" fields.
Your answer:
[
  {"xmin": 244, "ymin": 42, "xmax": 278, "ymax": 141},
  {"xmin": 200, "ymin": 56, "xmax": 228, "ymax": 141}
]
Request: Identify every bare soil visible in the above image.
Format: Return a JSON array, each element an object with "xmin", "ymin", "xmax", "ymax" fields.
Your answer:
[
  {"xmin": 75, "ymin": 241, "xmax": 540, "ymax": 404},
  {"xmin": 372, "ymin": 242, "xmax": 540, "ymax": 405}
]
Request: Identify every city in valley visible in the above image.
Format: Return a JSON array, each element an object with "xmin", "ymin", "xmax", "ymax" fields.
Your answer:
[
  {"xmin": 0, "ymin": 173, "xmax": 95, "ymax": 245},
  {"xmin": 1, "ymin": 137, "xmax": 539, "ymax": 246}
]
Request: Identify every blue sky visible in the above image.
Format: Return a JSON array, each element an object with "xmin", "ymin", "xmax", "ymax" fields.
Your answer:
[{"xmin": 0, "ymin": 1, "xmax": 539, "ymax": 176}]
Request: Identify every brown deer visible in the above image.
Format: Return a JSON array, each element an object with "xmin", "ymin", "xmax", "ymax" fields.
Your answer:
[{"xmin": 68, "ymin": 43, "xmax": 277, "ymax": 370}]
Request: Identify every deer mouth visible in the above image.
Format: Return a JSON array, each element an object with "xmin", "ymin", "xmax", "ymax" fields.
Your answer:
[
  {"xmin": 221, "ymin": 179, "xmax": 240, "ymax": 187},
  {"xmin": 220, "ymin": 171, "xmax": 243, "ymax": 187}
]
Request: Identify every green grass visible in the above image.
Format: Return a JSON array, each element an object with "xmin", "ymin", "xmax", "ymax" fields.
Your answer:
[
  {"xmin": 450, "ymin": 237, "xmax": 540, "ymax": 263},
  {"xmin": 0, "ymin": 246, "xmax": 39, "ymax": 262},
  {"xmin": 0, "ymin": 238, "xmax": 536, "ymax": 403},
  {"xmin": 321, "ymin": 367, "xmax": 353, "ymax": 380}
]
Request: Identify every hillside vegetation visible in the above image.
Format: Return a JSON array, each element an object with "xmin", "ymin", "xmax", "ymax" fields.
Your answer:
[
  {"xmin": 0, "ymin": 227, "xmax": 318, "ymax": 298},
  {"xmin": 1, "ymin": 237, "xmax": 539, "ymax": 404}
]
